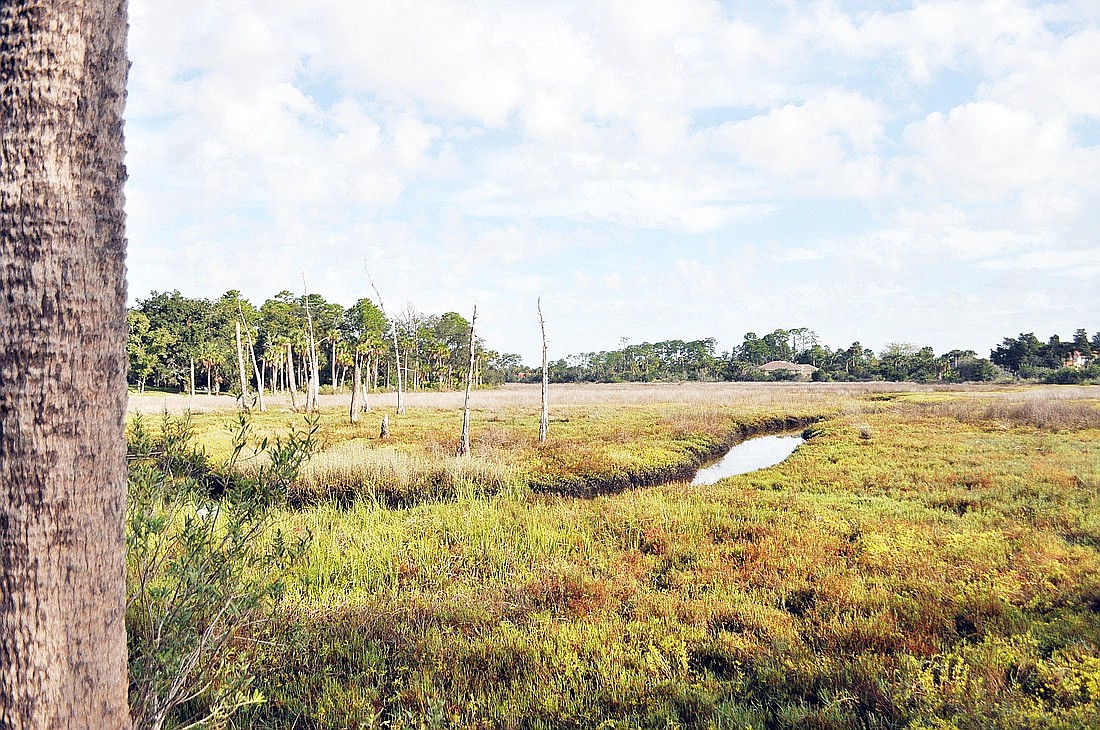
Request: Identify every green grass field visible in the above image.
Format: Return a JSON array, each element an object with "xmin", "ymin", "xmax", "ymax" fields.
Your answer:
[{"xmin": 127, "ymin": 382, "xmax": 1100, "ymax": 729}]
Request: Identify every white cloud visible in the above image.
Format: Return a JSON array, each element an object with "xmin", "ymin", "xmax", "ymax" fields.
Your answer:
[
  {"xmin": 124, "ymin": 0, "xmax": 1100, "ymax": 363},
  {"xmin": 982, "ymin": 27, "xmax": 1100, "ymax": 120},
  {"xmin": 904, "ymin": 101, "xmax": 1084, "ymax": 203},
  {"xmin": 983, "ymin": 249, "xmax": 1100, "ymax": 279},
  {"xmin": 710, "ymin": 90, "xmax": 891, "ymax": 197}
]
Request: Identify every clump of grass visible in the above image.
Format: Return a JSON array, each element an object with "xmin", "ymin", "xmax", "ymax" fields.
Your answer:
[
  {"xmin": 924, "ymin": 391, "xmax": 1100, "ymax": 431},
  {"xmin": 295, "ymin": 439, "xmax": 523, "ymax": 506}
]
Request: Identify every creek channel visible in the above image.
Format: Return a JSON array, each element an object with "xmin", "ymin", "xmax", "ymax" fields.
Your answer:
[{"xmin": 690, "ymin": 432, "xmax": 805, "ymax": 485}]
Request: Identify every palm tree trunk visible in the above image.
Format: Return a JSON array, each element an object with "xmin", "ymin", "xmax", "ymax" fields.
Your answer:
[{"xmin": 0, "ymin": 1, "xmax": 131, "ymax": 725}]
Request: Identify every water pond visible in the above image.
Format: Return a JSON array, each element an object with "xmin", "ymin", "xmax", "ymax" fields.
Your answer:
[{"xmin": 690, "ymin": 433, "xmax": 805, "ymax": 485}]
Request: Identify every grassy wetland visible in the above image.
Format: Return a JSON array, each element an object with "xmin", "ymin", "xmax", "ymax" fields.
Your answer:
[{"xmin": 126, "ymin": 382, "xmax": 1100, "ymax": 729}]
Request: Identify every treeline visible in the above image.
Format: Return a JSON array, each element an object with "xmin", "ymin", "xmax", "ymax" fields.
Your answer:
[
  {"xmin": 128, "ymin": 292, "xmax": 1100, "ymax": 394},
  {"xmin": 537, "ymin": 327, "xmax": 1100, "ymax": 384},
  {"xmin": 127, "ymin": 290, "xmax": 524, "ymax": 396},
  {"xmin": 991, "ymin": 330, "xmax": 1100, "ymax": 382}
]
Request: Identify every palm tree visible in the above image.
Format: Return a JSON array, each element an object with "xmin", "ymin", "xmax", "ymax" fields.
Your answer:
[
  {"xmin": 197, "ymin": 340, "xmax": 226, "ymax": 395},
  {"xmin": 0, "ymin": 1, "xmax": 131, "ymax": 726}
]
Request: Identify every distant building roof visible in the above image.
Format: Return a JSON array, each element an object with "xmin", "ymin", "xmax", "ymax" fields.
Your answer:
[{"xmin": 759, "ymin": 360, "xmax": 817, "ymax": 375}]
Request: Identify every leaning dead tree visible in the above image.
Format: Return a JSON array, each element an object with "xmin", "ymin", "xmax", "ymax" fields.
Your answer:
[
  {"xmin": 302, "ymin": 275, "xmax": 321, "ymax": 413},
  {"xmin": 238, "ymin": 302, "xmax": 266, "ymax": 412},
  {"xmin": 538, "ymin": 298, "xmax": 549, "ymax": 444},
  {"xmin": 234, "ymin": 320, "xmax": 250, "ymax": 410},
  {"xmin": 365, "ymin": 264, "xmax": 405, "ymax": 414},
  {"xmin": 457, "ymin": 305, "xmax": 478, "ymax": 457},
  {"xmin": 286, "ymin": 341, "xmax": 299, "ymax": 410}
]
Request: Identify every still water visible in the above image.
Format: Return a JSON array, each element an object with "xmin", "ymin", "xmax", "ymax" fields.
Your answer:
[{"xmin": 690, "ymin": 433, "xmax": 805, "ymax": 485}]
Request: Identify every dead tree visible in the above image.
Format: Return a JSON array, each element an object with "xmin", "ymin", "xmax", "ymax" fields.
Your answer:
[
  {"xmin": 349, "ymin": 353, "xmax": 361, "ymax": 423},
  {"xmin": 457, "ymin": 305, "xmax": 478, "ymax": 457},
  {"xmin": 302, "ymin": 275, "xmax": 321, "ymax": 412},
  {"xmin": 235, "ymin": 321, "xmax": 250, "ymax": 410},
  {"xmin": 365, "ymin": 264, "xmax": 405, "ymax": 414},
  {"xmin": 238, "ymin": 303, "xmax": 266, "ymax": 412},
  {"xmin": 538, "ymin": 298, "xmax": 549, "ymax": 444},
  {"xmin": 286, "ymin": 342, "xmax": 299, "ymax": 411}
]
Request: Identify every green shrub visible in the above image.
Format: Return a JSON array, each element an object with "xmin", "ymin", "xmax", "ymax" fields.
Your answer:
[{"xmin": 126, "ymin": 413, "xmax": 318, "ymax": 729}]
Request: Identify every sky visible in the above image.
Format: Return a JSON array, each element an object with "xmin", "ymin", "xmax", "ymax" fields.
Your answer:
[{"xmin": 124, "ymin": 0, "xmax": 1100, "ymax": 364}]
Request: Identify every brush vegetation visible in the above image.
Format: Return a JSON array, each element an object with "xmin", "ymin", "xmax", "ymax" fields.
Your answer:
[{"xmin": 127, "ymin": 383, "xmax": 1100, "ymax": 729}]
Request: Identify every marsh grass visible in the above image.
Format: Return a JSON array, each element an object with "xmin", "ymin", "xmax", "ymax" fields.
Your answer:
[
  {"xmin": 161, "ymin": 383, "xmax": 1100, "ymax": 728},
  {"xmin": 920, "ymin": 388, "xmax": 1100, "ymax": 431},
  {"xmin": 295, "ymin": 439, "xmax": 524, "ymax": 506},
  {"xmin": 171, "ymin": 383, "xmax": 857, "ymax": 505}
]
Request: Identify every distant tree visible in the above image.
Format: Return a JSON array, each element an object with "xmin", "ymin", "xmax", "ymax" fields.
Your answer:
[
  {"xmin": 991, "ymin": 333, "xmax": 1043, "ymax": 374},
  {"xmin": 739, "ymin": 332, "xmax": 768, "ymax": 366},
  {"xmin": 955, "ymin": 357, "xmax": 999, "ymax": 382},
  {"xmin": 132, "ymin": 290, "xmax": 209, "ymax": 390},
  {"xmin": 879, "ymin": 342, "xmax": 919, "ymax": 381},
  {"xmin": 127, "ymin": 310, "xmax": 172, "ymax": 392},
  {"xmin": 762, "ymin": 329, "xmax": 793, "ymax": 362},
  {"xmin": 341, "ymin": 297, "xmax": 388, "ymax": 409},
  {"xmin": 1073, "ymin": 328, "xmax": 1092, "ymax": 357}
]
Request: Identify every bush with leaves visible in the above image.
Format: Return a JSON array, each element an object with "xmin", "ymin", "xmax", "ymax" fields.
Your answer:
[{"xmin": 126, "ymin": 412, "xmax": 318, "ymax": 730}]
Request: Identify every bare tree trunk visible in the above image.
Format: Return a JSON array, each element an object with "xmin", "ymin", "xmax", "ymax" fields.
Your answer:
[
  {"xmin": 538, "ymin": 298, "xmax": 549, "ymax": 444},
  {"xmin": 365, "ymin": 266, "xmax": 404, "ymax": 414},
  {"xmin": 286, "ymin": 342, "xmax": 299, "ymax": 411},
  {"xmin": 457, "ymin": 305, "xmax": 477, "ymax": 457},
  {"xmin": 253, "ymin": 356, "xmax": 266, "ymax": 412},
  {"xmin": 349, "ymin": 354, "xmax": 360, "ymax": 423},
  {"xmin": 0, "ymin": 1, "xmax": 131, "ymax": 726},
  {"xmin": 331, "ymin": 339, "xmax": 337, "ymax": 393},
  {"xmin": 235, "ymin": 321, "xmax": 250, "ymax": 410},
  {"xmin": 189, "ymin": 355, "xmax": 196, "ymax": 400},
  {"xmin": 237, "ymin": 303, "xmax": 265, "ymax": 412},
  {"xmin": 302, "ymin": 278, "xmax": 320, "ymax": 412}
]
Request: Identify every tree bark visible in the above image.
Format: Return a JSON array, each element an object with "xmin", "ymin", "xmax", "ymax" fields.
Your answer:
[
  {"xmin": 0, "ymin": 1, "xmax": 132, "ymax": 726},
  {"xmin": 457, "ymin": 305, "xmax": 477, "ymax": 457}
]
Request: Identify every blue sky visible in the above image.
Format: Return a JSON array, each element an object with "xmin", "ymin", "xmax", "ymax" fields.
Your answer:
[{"xmin": 125, "ymin": 0, "xmax": 1100, "ymax": 364}]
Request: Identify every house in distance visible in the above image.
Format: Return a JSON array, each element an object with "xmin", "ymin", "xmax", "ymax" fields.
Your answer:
[{"xmin": 759, "ymin": 360, "xmax": 818, "ymax": 379}]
